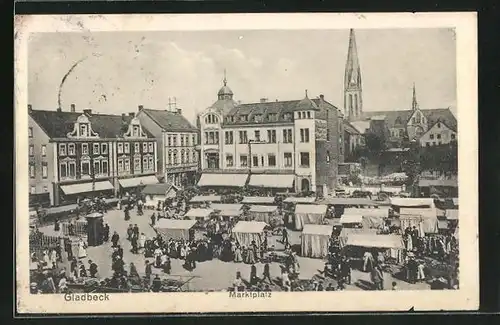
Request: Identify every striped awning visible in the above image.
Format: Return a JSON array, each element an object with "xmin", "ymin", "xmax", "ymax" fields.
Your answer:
[{"xmin": 60, "ymin": 181, "xmax": 114, "ymax": 195}]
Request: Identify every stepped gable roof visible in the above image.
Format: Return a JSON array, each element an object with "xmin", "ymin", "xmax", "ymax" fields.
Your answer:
[
  {"xmin": 29, "ymin": 109, "xmax": 155, "ymax": 139},
  {"xmin": 141, "ymin": 108, "xmax": 198, "ymax": 132},
  {"xmin": 360, "ymin": 108, "xmax": 457, "ymax": 131}
]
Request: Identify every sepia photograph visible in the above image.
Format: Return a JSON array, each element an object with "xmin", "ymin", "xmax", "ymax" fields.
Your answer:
[{"xmin": 15, "ymin": 13, "xmax": 478, "ymax": 313}]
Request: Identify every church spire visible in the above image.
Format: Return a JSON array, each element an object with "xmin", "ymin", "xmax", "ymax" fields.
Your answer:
[
  {"xmin": 412, "ymin": 83, "xmax": 419, "ymax": 110},
  {"xmin": 344, "ymin": 28, "xmax": 363, "ymax": 121},
  {"xmin": 223, "ymin": 68, "xmax": 227, "ymax": 86}
]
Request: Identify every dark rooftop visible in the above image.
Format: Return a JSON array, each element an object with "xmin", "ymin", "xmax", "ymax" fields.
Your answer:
[
  {"xmin": 360, "ymin": 108, "xmax": 457, "ymax": 131},
  {"xmin": 141, "ymin": 108, "xmax": 198, "ymax": 132}
]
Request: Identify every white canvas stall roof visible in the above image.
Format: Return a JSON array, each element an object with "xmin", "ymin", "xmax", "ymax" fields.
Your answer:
[
  {"xmin": 61, "ymin": 181, "xmax": 114, "ymax": 195},
  {"xmin": 184, "ymin": 208, "xmax": 214, "ymax": 219},
  {"xmin": 156, "ymin": 219, "xmax": 197, "ymax": 230},
  {"xmin": 197, "ymin": 173, "xmax": 248, "ymax": 187},
  {"xmin": 452, "ymin": 198, "xmax": 459, "ymax": 206},
  {"xmin": 283, "ymin": 197, "xmax": 316, "ymax": 204},
  {"xmin": 295, "ymin": 204, "xmax": 327, "ymax": 215},
  {"xmin": 119, "ymin": 175, "xmax": 158, "ymax": 188},
  {"xmin": 390, "ymin": 198, "xmax": 435, "ymax": 208},
  {"xmin": 242, "ymin": 196, "xmax": 275, "ymax": 204},
  {"xmin": 210, "ymin": 204, "xmax": 243, "ymax": 211},
  {"xmin": 189, "ymin": 195, "xmax": 222, "ymax": 203},
  {"xmin": 343, "ymin": 208, "xmax": 389, "ymax": 218},
  {"xmin": 318, "ymin": 198, "xmax": 379, "ymax": 206},
  {"xmin": 249, "ymin": 205, "xmax": 278, "ymax": 213},
  {"xmin": 340, "ymin": 214, "xmax": 363, "ymax": 224},
  {"xmin": 347, "ymin": 234, "xmax": 404, "ymax": 249},
  {"xmin": 445, "ymin": 209, "xmax": 459, "ymax": 220},
  {"xmin": 232, "ymin": 221, "xmax": 268, "ymax": 233},
  {"xmin": 86, "ymin": 212, "xmax": 103, "ymax": 218},
  {"xmin": 340, "ymin": 228, "xmax": 378, "ymax": 238},
  {"xmin": 302, "ymin": 224, "xmax": 333, "ymax": 236},
  {"xmin": 248, "ymin": 174, "xmax": 295, "ymax": 188},
  {"xmin": 399, "ymin": 208, "xmax": 437, "ymax": 219}
]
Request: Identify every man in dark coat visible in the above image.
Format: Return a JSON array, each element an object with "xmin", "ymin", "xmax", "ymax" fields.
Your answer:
[
  {"xmin": 250, "ymin": 264, "xmax": 258, "ymax": 285},
  {"xmin": 261, "ymin": 263, "xmax": 272, "ymax": 283},
  {"xmin": 103, "ymin": 223, "xmax": 110, "ymax": 242},
  {"xmin": 151, "ymin": 213, "xmax": 156, "ymax": 226},
  {"xmin": 64, "ymin": 237, "xmax": 73, "ymax": 260},
  {"xmin": 131, "ymin": 236, "xmax": 138, "ymax": 254},
  {"xmin": 111, "ymin": 231, "xmax": 120, "ymax": 248},
  {"xmin": 133, "ymin": 224, "xmax": 140, "ymax": 238},
  {"xmin": 282, "ymin": 228, "xmax": 289, "ymax": 247},
  {"xmin": 88, "ymin": 260, "xmax": 98, "ymax": 278},
  {"xmin": 151, "ymin": 275, "xmax": 162, "ymax": 292},
  {"xmin": 117, "ymin": 245, "xmax": 124, "ymax": 259}
]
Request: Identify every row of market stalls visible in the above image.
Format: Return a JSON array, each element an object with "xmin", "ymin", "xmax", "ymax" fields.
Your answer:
[{"xmin": 196, "ymin": 173, "xmax": 295, "ymax": 192}]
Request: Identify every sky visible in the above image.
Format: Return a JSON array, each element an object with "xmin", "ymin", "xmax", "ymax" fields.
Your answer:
[{"xmin": 28, "ymin": 28, "xmax": 456, "ymax": 124}]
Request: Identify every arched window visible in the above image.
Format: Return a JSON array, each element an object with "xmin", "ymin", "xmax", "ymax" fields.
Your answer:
[
  {"xmin": 193, "ymin": 151, "xmax": 197, "ymax": 162},
  {"xmin": 173, "ymin": 150, "xmax": 178, "ymax": 165},
  {"xmin": 349, "ymin": 94, "xmax": 353, "ymax": 115},
  {"xmin": 181, "ymin": 149, "xmax": 185, "ymax": 164},
  {"xmin": 168, "ymin": 150, "xmax": 173, "ymax": 165}
]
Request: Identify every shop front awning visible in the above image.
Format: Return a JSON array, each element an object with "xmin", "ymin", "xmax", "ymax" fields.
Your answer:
[
  {"xmin": 248, "ymin": 174, "xmax": 295, "ymax": 188},
  {"xmin": 60, "ymin": 181, "xmax": 114, "ymax": 195},
  {"xmin": 197, "ymin": 173, "xmax": 248, "ymax": 187},
  {"xmin": 119, "ymin": 175, "xmax": 159, "ymax": 188}
]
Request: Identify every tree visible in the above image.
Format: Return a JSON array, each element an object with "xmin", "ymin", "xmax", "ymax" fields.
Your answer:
[{"xmin": 364, "ymin": 132, "xmax": 385, "ymax": 154}]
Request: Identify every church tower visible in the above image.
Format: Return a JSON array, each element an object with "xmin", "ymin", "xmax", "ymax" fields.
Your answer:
[{"xmin": 344, "ymin": 29, "xmax": 363, "ymax": 121}]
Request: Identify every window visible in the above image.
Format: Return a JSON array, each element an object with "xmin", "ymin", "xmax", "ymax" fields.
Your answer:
[
  {"xmin": 68, "ymin": 143, "xmax": 75, "ymax": 155},
  {"xmin": 117, "ymin": 143, "xmax": 123, "ymax": 154},
  {"xmin": 29, "ymin": 127, "xmax": 33, "ymax": 138},
  {"xmin": 426, "ymin": 142, "xmax": 430, "ymax": 147},
  {"xmin": 215, "ymin": 131, "xmax": 219, "ymax": 144},
  {"xmin": 192, "ymin": 135, "xmax": 196, "ymax": 146},
  {"xmin": 181, "ymin": 150, "xmax": 185, "ymax": 164},
  {"xmin": 102, "ymin": 160, "xmax": 108, "ymax": 174},
  {"xmin": 284, "ymin": 153, "xmax": 293, "ymax": 167},
  {"xmin": 134, "ymin": 157, "xmax": 141, "ymax": 172},
  {"xmin": 226, "ymin": 154, "xmax": 234, "ymax": 167},
  {"xmin": 143, "ymin": 142, "xmax": 148, "ymax": 152},
  {"xmin": 42, "ymin": 162, "xmax": 48, "ymax": 178},
  {"xmin": 94, "ymin": 161, "xmax": 101, "ymax": 175},
  {"xmin": 148, "ymin": 142, "xmax": 154, "ymax": 153},
  {"xmin": 261, "ymin": 156, "xmax": 264, "ymax": 166},
  {"xmin": 40, "ymin": 145, "xmax": 46, "ymax": 157},
  {"xmin": 240, "ymin": 155, "xmax": 248, "ymax": 167},
  {"xmin": 429, "ymin": 134, "xmax": 434, "ymax": 140},
  {"xmin": 268, "ymin": 113, "xmax": 277, "ymax": 121},
  {"xmin": 300, "ymin": 152, "xmax": 310, "ymax": 168},
  {"xmin": 172, "ymin": 135, "xmax": 177, "ymax": 146},
  {"xmin": 254, "ymin": 130, "xmax": 260, "ymax": 141},
  {"xmin": 307, "ymin": 111, "xmax": 311, "ymax": 119},
  {"xmin": 267, "ymin": 130, "xmax": 276, "ymax": 143},
  {"xmin": 133, "ymin": 126, "xmax": 140, "ymax": 137},
  {"xmin": 68, "ymin": 161, "xmax": 76, "ymax": 177},
  {"xmin": 300, "ymin": 128, "xmax": 310, "ymax": 143},
  {"xmin": 412, "ymin": 118, "xmax": 416, "ymax": 124},
  {"xmin": 59, "ymin": 144, "xmax": 66, "ymax": 156},
  {"xmin": 437, "ymin": 134, "xmax": 441, "ymax": 140},
  {"xmin": 173, "ymin": 150, "xmax": 178, "ymax": 165},
  {"xmin": 437, "ymin": 122, "xmax": 441, "ymax": 128},
  {"xmin": 254, "ymin": 114, "xmax": 263, "ymax": 123},
  {"xmin": 118, "ymin": 159, "xmax": 124, "ymax": 172},
  {"xmin": 30, "ymin": 186, "xmax": 36, "ymax": 194},
  {"xmin": 29, "ymin": 164, "xmax": 35, "ymax": 178},
  {"xmin": 283, "ymin": 129, "xmax": 293, "ymax": 143},
  {"xmin": 241, "ymin": 115, "xmax": 248, "ymax": 122},
  {"xmin": 81, "ymin": 143, "xmax": 89, "ymax": 155},
  {"xmin": 451, "ymin": 133, "xmax": 456, "ymax": 140},
  {"xmin": 80, "ymin": 124, "xmax": 88, "ymax": 137},
  {"xmin": 180, "ymin": 136, "xmax": 184, "ymax": 147},
  {"xmin": 168, "ymin": 151, "xmax": 172, "ymax": 165},
  {"xmin": 135, "ymin": 143, "xmax": 140, "ymax": 153},
  {"xmin": 93, "ymin": 143, "xmax": 100, "ymax": 155},
  {"xmin": 124, "ymin": 143, "xmax": 130, "ymax": 153},
  {"xmin": 326, "ymin": 151, "xmax": 331, "ymax": 164},
  {"xmin": 252, "ymin": 156, "xmax": 259, "ymax": 167},
  {"xmin": 143, "ymin": 157, "xmax": 149, "ymax": 171},
  {"xmin": 192, "ymin": 151, "xmax": 197, "ymax": 162},
  {"xmin": 225, "ymin": 131, "xmax": 234, "ymax": 144},
  {"xmin": 168, "ymin": 136, "xmax": 172, "ymax": 147},
  {"xmin": 124, "ymin": 158, "xmax": 130, "ymax": 172},
  {"xmin": 149, "ymin": 157, "xmax": 154, "ymax": 171},
  {"xmin": 239, "ymin": 131, "xmax": 248, "ymax": 144},
  {"xmin": 99, "ymin": 143, "xmax": 107, "ymax": 154},
  {"xmin": 268, "ymin": 154, "xmax": 276, "ymax": 167},
  {"xmin": 81, "ymin": 160, "xmax": 90, "ymax": 175},
  {"xmin": 209, "ymin": 132, "xmax": 215, "ymax": 144}
]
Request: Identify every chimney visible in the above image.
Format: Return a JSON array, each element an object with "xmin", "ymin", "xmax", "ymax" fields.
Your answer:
[
  {"xmin": 319, "ymin": 94, "xmax": 325, "ymax": 101},
  {"xmin": 83, "ymin": 109, "xmax": 91, "ymax": 115},
  {"xmin": 177, "ymin": 108, "xmax": 182, "ymax": 115},
  {"xmin": 28, "ymin": 104, "xmax": 32, "ymax": 112},
  {"xmin": 138, "ymin": 105, "xmax": 144, "ymax": 111},
  {"xmin": 260, "ymin": 98, "xmax": 268, "ymax": 103},
  {"xmin": 70, "ymin": 104, "xmax": 76, "ymax": 112},
  {"xmin": 129, "ymin": 112, "xmax": 135, "ymax": 118}
]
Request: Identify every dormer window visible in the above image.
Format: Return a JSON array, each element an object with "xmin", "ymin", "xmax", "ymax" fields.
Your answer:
[
  {"xmin": 80, "ymin": 124, "xmax": 88, "ymax": 137},
  {"xmin": 133, "ymin": 126, "xmax": 140, "ymax": 137},
  {"xmin": 254, "ymin": 114, "xmax": 263, "ymax": 123},
  {"xmin": 241, "ymin": 115, "xmax": 248, "ymax": 122},
  {"xmin": 124, "ymin": 118, "xmax": 146, "ymax": 138},
  {"xmin": 205, "ymin": 114, "xmax": 219, "ymax": 124},
  {"xmin": 67, "ymin": 114, "xmax": 99, "ymax": 139},
  {"xmin": 307, "ymin": 111, "xmax": 311, "ymax": 119},
  {"xmin": 268, "ymin": 113, "xmax": 277, "ymax": 121}
]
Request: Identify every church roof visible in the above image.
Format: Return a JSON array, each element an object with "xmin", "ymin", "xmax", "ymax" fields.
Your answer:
[
  {"xmin": 359, "ymin": 108, "xmax": 457, "ymax": 131},
  {"xmin": 343, "ymin": 120, "xmax": 361, "ymax": 135},
  {"xmin": 29, "ymin": 109, "xmax": 155, "ymax": 139}
]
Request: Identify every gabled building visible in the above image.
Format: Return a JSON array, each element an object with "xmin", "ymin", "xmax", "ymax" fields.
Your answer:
[
  {"xmin": 28, "ymin": 105, "xmax": 159, "ymax": 206},
  {"xmin": 342, "ymin": 29, "xmax": 458, "ymax": 149},
  {"xmin": 197, "ymin": 75, "xmax": 344, "ymax": 196},
  {"xmin": 419, "ymin": 120, "xmax": 457, "ymax": 147},
  {"xmin": 136, "ymin": 103, "xmax": 199, "ymax": 188}
]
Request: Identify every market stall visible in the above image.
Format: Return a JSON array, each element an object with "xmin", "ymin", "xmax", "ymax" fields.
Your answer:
[
  {"xmin": 301, "ymin": 224, "xmax": 333, "ymax": 258},
  {"xmin": 293, "ymin": 204, "xmax": 328, "ymax": 231},
  {"xmin": 283, "ymin": 197, "xmax": 316, "ymax": 204},
  {"xmin": 241, "ymin": 196, "xmax": 276, "ymax": 205},
  {"xmin": 155, "ymin": 219, "xmax": 197, "ymax": 241},
  {"xmin": 346, "ymin": 233, "xmax": 405, "ymax": 264},
  {"xmin": 231, "ymin": 221, "xmax": 268, "ymax": 249},
  {"xmin": 189, "ymin": 195, "xmax": 222, "ymax": 205},
  {"xmin": 210, "ymin": 203, "xmax": 243, "ymax": 220},
  {"xmin": 343, "ymin": 207, "xmax": 389, "ymax": 229},
  {"xmin": 248, "ymin": 205, "xmax": 278, "ymax": 223},
  {"xmin": 339, "ymin": 214, "xmax": 363, "ymax": 227},
  {"xmin": 338, "ymin": 228, "xmax": 378, "ymax": 248},
  {"xmin": 183, "ymin": 208, "xmax": 215, "ymax": 221},
  {"xmin": 390, "ymin": 197, "xmax": 435, "ymax": 210},
  {"xmin": 399, "ymin": 208, "xmax": 439, "ymax": 236}
]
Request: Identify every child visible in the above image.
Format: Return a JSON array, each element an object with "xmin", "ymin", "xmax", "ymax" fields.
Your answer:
[{"xmin": 391, "ymin": 281, "xmax": 398, "ymax": 290}]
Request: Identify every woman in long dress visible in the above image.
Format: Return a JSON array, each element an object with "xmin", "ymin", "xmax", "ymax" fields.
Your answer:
[
  {"xmin": 233, "ymin": 245, "xmax": 243, "ymax": 263},
  {"xmin": 244, "ymin": 246, "xmax": 256, "ymax": 264},
  {"xmin": 50, "ymin": 249, "xmax": 58, "ymax": 269},
  {"xmin": 43, "ymin": 250, "xmax": 52, "ymax": 269},
  {"xmin": 77, "ymin": 238, "xmax": 87, "ymax": 259}
]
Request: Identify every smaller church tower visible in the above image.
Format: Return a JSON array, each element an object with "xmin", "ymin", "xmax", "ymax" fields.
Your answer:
[
  {"xmin": 344, "ymin": 29, "xmax": 363, "ymax": 121},
  {"xmin": 412, "ymin": 82, "xmax": 419, "ymax": 110}
]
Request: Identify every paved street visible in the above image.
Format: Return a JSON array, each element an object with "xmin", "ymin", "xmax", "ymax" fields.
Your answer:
[{"xmin": 38, "ymin": 208, "xmax": 429, "ymax": 291}]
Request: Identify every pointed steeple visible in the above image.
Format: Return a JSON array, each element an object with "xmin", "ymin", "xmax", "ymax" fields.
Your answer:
[
  {"xmin": 345, "ymin": 28, "xmax": 362, "ymax": 90},
  {"xmin": 344, "ymin": 29, "xmax": 363, "ymax": 121},
  {"xmin": 412, "ymin": 83, "xmax": 419, "ymax": 110},
  {"xmin": 223, "ymin": 68, "xmax": 227, "ymax": 86}
]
